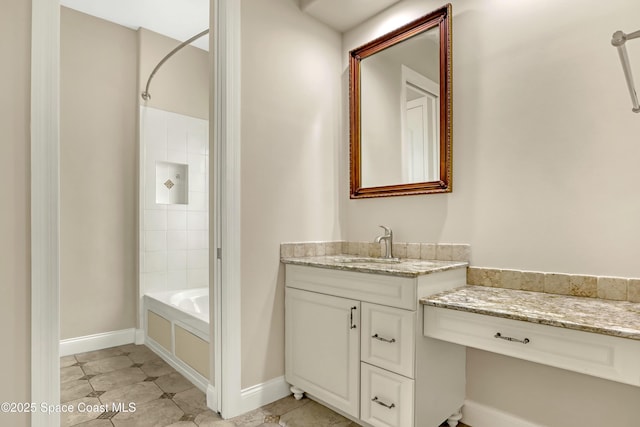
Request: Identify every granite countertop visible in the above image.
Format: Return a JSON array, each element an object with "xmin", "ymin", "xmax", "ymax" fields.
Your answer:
[
  {"xmin": 421, "ymin": 285, "xmax": 640, "ymax": 341},
  {"xmin": 281, "ymin": 255, "xmax": 468, "ymax": 278}
]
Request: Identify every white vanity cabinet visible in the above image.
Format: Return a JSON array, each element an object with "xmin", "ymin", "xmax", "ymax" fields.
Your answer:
[{"xmin": 284, "ymin": 263, "xmax": 467, "ymax": 427}]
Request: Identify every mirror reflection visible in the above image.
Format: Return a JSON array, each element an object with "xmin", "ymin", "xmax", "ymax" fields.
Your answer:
[
  {"xmin": 349, "ymin": 4, "xmax": 452, "ymax": 198},
  {"xmin": 360, "ymin": 28, "xmax": 440, "ymax": 187}
]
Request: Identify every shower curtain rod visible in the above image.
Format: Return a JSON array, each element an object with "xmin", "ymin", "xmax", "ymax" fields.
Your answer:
[
  {"xmin": 612, "ymin": 29, "xmax": 640, "ymax": 113},
  {"xmin": 141, "ymin": 28, "xmax": 209, "ymax": 101}
]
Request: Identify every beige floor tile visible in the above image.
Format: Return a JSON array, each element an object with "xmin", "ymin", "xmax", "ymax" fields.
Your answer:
[
  {"xmin": 226, "ymin": 408, "xmax": 266, "ymax": 427},
  {"xmin": 64, "ymin": 345, "xmax": 441, "ymax": 427},
  {"xmin": 61, "ymin": 379, "xmax": 92, "ymax": 403},
  {"xmin": 90, "ymin": 367, "xmax": 147, "ymax": 392},
  {"xmin": 261, "ymin": 396, "xmax": 309, "ymax": 417},
  {"xmin": 278, "ymin": 400, "xmax": 353, "ymax": 427},
  {"xmin": 61, "ymin": 355, "xmax": 78, "ymax": 368},
  {"xmin": 117, "ymin": 343, "xmax": 144, "ymax": 353},
  {"xmin": 172, "ymin": 387, "xmax": 208, "ymax": 416},
  {"xmin": 123, "ymin": 345, "xmax": 161, "ymax": 364},
  {"xmin": 155, "ymin": 372, "xmax": 194, "ymax": 394},
  {"xmin": 140, "ymin": 357, "xmax": 174, "ymax": 377},
  {"xmin": 74, "ymin": 420, "xmax": 114, "ymax": 427},
  {"xmin": 193, "ymin": 410, "xmax": 224, "ymax": 426},
  {"xmin": 111, "ymin": 398, "xmax": 184, "ymax": 427},
  {"xmin": 99, "ymin": 381, "xmax": 164, "ymax": 407},
  {"xmin": 83, "ymin": 355, "xmax": 134, "ymax": 375},
  {"xmin": 60, "ymin": 397, "xmax": 102, "ymax": 427},
  {"xmin": 75, "ymin": 347, "xmax": 126, "ymax": 363},
  {"xmin": 197, "ymin": 421, "xmax": 234, "ymax": 427},
  {"xmin": 61, "ymin": 366, "xmax": 85, "ymax": 384}
]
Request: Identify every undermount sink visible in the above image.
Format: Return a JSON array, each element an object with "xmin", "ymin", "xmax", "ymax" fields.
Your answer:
[{"xmin": 332, "ymin": 256, "xmax": 402, "ymax": 264}]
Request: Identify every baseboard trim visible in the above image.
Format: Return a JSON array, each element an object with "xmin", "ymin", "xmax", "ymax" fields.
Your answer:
[
  {"xmin": 60, "ymin": 328, "xmax": 136, "ymax": 357},
  {"xmin": 240, "ymin": 376, "xmax": 291, "ymax": 414},
  {"xmin": 463, "ymin": 400, "xmax": 543, "ymax": 427}
]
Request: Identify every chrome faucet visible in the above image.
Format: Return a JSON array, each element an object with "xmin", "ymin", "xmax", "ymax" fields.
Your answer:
[{"xmin": 374, "ymin": 225, "xmax": 394, "ymax": 259}]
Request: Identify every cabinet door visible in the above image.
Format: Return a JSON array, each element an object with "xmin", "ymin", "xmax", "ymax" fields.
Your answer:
[{"xmin": 285, "ymin": 288, "xmax": 360, "ymax": 417}]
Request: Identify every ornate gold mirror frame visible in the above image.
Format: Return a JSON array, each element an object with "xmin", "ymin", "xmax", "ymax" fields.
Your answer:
[{"xmin": 349, "ymin": 4, "xmax": 452, "ymax": 198}]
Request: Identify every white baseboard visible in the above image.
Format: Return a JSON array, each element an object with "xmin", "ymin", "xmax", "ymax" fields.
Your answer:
[
  {"xmin": 240, "ymin": 376, "xmax": 290, "ymax": 414},
  {"xmin": 60, "ymin": 328, "xmax": 136, "ymax": 357},
  {"xmin": 463, "ymin": 400, "xmax": 543, "ymax": 427}
]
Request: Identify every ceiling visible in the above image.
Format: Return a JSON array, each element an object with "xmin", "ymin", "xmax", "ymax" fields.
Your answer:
[
  {"xmin": 300, "ymin": 0, "xmax": 401, "ymax": 32},
  {"xmin": 59, "ymin": 0, "xmax": 401, "ymax": 51},
  {"xmin": 59, "ymin": 0, "xmax": 210, "ymax": 50}
]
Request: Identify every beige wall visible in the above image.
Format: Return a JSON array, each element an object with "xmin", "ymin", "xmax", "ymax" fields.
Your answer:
[
  {"xmin": 60, "ymin": 9, "xmax": 209, "ymax": 340},
  {"xmin": 240, "ymin": 0, "xmax": 342, "ymax": 388},
  {"xmin": 0, "ymin": 0, "xmax": 31, "ymax": 425},
  {"xmin": 138, "ymin": 28, "xmax": 209, "ymax": 120},
  {"xmin": 344, "ymin": 0, "xmax": 640, "ymax": 277},
  {"xmin": 343, "ymin": 0, "xmax": 640, "ymax": 425},
  {"xmin": 60, "ymin": 7, "xmax": 138, "ymax": 339}
]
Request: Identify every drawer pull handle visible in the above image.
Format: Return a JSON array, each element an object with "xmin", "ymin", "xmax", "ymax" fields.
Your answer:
[
  {"xmin": 372, "ymin": 334, "xmax": 396, "ymax": 344},
  {"xmin": 371, "ymin": 396, "xmax": 395, "ymax": 409},
  {"xmin": 494, "ymin": 332, "xmax": 530, "ymax": 344},
  {"xmin": 350, "ymin": 306, "xmax": 357, "ymax": 329}
]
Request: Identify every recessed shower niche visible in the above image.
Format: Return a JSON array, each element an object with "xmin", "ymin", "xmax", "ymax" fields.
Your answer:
[{"xmin": 156, "ymin": 161, "xmax": 189, "ymax": 205}]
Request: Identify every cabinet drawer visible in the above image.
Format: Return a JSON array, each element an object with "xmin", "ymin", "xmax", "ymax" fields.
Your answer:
[
  {"xmin": 286, "ymin": 264, "xmax": 416, "ymax": 310},
  {"xmin": 360, "ymin": 363, "xmax": 414, "ymax": 427},
  {"xmin": 424, "ymin": 306, "xmax": 640, "ymax": 387},
  {"xmin": 361, "ymin": 303, "xmax": 415, "ymax": 378}
]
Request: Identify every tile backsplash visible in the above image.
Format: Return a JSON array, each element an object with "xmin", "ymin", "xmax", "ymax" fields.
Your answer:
[
  {"xmin": 467, "ymin": 267, "xmax": 640, "ymax": 303},
  {"xmin": 280, "ymin": 241, "xmax": 471, "ymax": 262},
  {"xmin": 280, "ymin": 241, "xmax": 640, "ymax": 304}
]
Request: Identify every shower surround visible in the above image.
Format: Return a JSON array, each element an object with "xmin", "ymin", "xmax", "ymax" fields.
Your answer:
[{"xmin": 139, "ymin": 105, "xmax": 209, "ymax": 316}]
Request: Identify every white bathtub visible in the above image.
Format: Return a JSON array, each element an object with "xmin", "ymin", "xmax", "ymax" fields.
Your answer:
[
  {"xmin": 148, "ymin": 288, "xmax": 209, "ymax": 323},
  {"xmin": 143, "ymin": 288, "xmax": 210, "ymax": 391}
]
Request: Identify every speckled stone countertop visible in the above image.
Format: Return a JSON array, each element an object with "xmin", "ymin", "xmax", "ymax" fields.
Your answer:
[
  {"xmin": 421, "ymin": 285, "xmax": 640, "ymax": 340},
  {"xmin": 281, "ymin": 255, "xmax": 467, "ymax": 278}
]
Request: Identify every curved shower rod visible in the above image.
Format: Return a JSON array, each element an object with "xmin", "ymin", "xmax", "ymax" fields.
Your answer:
[
  {"xmin": 141, "ymin": 28, "xmax": 209, "ymax": 101},
  {"xmin": 612, "ymin": 29, "xmax": 640, "ymax": 113}
]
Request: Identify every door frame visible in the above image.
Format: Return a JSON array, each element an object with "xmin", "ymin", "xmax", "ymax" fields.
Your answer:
[
  {"xmin": 30, "ymin": 1, "xmax": 61, "ymax": 425},
  {"xmin": 29, "ymin": 0, "xmax": 242, "ymax": 424}
]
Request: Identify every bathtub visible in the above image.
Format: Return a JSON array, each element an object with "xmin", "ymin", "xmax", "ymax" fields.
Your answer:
[{"xmin": 143, "ymin": 288, "xmax": 210, "ymax": 391}]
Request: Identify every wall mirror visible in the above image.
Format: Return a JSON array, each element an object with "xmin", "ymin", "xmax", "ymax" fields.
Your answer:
[{"xmin": 349, "ymin": 4, "xmax": 452, "ymax": 198}]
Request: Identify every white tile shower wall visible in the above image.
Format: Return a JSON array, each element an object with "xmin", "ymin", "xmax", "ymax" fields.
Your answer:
[{"xmin": 140, "ymin": 106, "xmax": 209, "ymax": 295}]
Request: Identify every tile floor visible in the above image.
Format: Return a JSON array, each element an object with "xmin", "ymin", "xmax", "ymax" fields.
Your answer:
[{"xmin": 61, "ymin": 344, "xmax": 469, "ymax": 426}]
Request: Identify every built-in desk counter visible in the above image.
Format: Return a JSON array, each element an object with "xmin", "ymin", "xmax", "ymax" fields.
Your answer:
[{"xmin": 421, "ymin": 286, "xmax": 640, "ymax": 387}]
